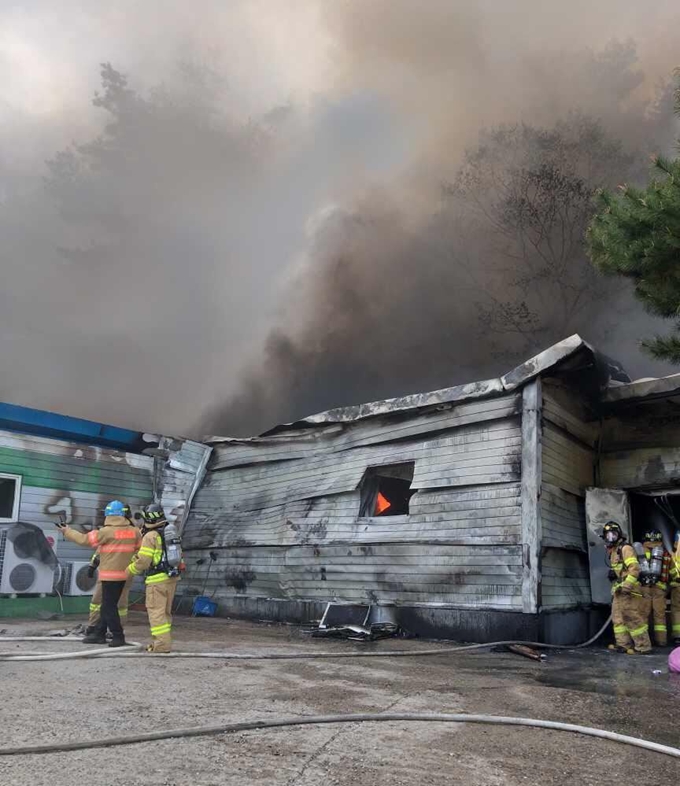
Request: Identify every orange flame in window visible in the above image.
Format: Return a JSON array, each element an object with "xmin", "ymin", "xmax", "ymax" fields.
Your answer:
[{"xmin": 375, "ymin": 492, "xmax": 391, "ymax": 515}]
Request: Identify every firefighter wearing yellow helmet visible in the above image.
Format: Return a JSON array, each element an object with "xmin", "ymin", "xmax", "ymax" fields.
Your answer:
[{"xmin": 126, "ymin": 504, "xmax": 182, "ymax": 652}]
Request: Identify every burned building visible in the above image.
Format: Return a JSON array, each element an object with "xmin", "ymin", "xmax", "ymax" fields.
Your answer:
[{"xmin": 182, "ymin": 335, "xmax": 680, "ymax": 643}]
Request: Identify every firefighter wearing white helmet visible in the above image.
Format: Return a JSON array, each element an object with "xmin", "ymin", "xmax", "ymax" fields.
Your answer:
[{"xmin": 126, "ymin": 504, "xmax": 182, "ymax": 652}]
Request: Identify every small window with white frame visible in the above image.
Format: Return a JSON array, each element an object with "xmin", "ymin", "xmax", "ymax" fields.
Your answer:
[{"xmin": 0, "ymin": 473, "xmax": 22, "ymax": 523}]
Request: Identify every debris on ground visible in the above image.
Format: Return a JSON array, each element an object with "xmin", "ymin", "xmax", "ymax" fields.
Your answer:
[
  {"xmin": 507, "ymin": 644, "xmax": 546, "ymax": 662},
  {"xmin": 309, "ymin": 622, "xmax": 401, "ymax": 641}
]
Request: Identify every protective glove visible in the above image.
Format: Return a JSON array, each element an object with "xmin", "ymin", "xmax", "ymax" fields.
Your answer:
[
  {"xmin": 619, "ymin": 582, "xmax": 633, "ymax": 595},
  {"xmin": 87, "ymin": 554, "xmax": 101, "ymax": 578},
  {"xmin": 607, "ymin": 569, "xmax": 617, "ymax": 582}
]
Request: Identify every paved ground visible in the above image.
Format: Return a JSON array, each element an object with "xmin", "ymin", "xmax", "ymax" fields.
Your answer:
[{"xmin": 0, "ymin": 614, "xmax": 678, "ymax": 785}]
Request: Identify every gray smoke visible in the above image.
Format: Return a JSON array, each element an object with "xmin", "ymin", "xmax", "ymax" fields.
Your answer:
[
  {"xmin": 206, "ymin": 2, "xmax": 680, "ymax": 435},
  {"xmin": 1, "ymin": 2, "xmax": 679, "ymax": 437}
]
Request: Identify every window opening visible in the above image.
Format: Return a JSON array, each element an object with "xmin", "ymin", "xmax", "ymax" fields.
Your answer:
[
  {"xmin": 359, "ymin": 462, "xmax": 415, "ymax": 517},
  {"xmin": 0, "ymin": 473, "xmax": 22, "ymax": 522}
]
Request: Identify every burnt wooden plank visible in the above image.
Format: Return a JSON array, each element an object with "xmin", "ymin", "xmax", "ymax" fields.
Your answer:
[{"xmin": 520, "ymin": 379, "xmax": 542, "ymax": 614}]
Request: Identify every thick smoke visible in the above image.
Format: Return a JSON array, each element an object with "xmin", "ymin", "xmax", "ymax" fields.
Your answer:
[
  {"xmin": 207, "ymin": 1, "xmax": 680, "ymax": 435},
  {"xmin": 1, "ymin": 2, "xmax": 679, "ymax": 437}
]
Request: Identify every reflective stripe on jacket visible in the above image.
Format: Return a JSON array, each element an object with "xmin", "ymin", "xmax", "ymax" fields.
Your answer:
[
  {"xmin": 671, "ymin": 556, "xmax": 680, "ymax": 587},
  {"xmin": 127, "ymin": 530, "xmax": 175, "ymax": 585},
  {"xmin": 63, "ymin": 517, "xmax": 142, "ymax": 581},
  {"xmin": 609, "ymin": 543, "xmax": 641, "ymax": 594}
]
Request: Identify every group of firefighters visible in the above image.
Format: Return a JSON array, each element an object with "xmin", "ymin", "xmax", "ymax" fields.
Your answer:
[
  {"xmin": 601, "ymin": 521, "xmax": 680, "ymax": 654},
  {"xmin": 52, "ymin": 501, "xmax": 679, "ymax": 657},
  {"xmin": 55, "ymin": 500, "xmax": 181, "ymax": 652}
]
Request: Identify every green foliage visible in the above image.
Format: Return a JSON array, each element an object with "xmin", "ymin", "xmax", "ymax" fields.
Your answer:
[{"xmin": 587, "ymin": 73, "xmax": 680, "ymax": 361}]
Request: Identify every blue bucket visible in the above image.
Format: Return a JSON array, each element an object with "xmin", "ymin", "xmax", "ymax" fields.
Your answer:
[{"xmin": 192, "ymin": 596, "xmax": 217, "ymax": 617}]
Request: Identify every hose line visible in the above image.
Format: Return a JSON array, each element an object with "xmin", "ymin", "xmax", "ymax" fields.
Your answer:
[
  {"xmin": 0, "ymin": 615, "xmax": 611, "ymax": 661},
  {"xmin": 0, "ymin": 637, "xmax": 144, "ymax": 660},
  {"xmin": 0, "ymin": 711, "xmax": 677, "ymax": 758}
]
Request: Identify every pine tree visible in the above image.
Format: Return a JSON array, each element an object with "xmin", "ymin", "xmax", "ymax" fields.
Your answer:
[{"xmin": 587, "ymin": 74, "xmax": 680, "ymax": 362}]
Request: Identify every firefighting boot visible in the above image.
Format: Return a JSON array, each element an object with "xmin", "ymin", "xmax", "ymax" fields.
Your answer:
[
  {"xmin": 108, "ymin": 637, "xmax": 128, "ymax": 648},
  {"xmin": 607, "ymin": 644, "xmax": 635, "ymax": 655},
  {"xmin": 82, "ymin": 630, "xmax": 107, "ymax": 645}
]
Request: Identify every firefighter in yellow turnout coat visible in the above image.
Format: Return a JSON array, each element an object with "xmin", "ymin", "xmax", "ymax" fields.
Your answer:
[
  {"xmin": 602, "ymin": 521, "xmax": 652, "ymax": 654},
  {"xmin": 126, "ymin": 505, "xmax": 180, "ymax": 652},
  {"xmin": 670, "ymin": 533, "xmax": 680, "ymax": 646},
  {"xmin": 58, "ymin": 500, "xmax": 142, "ymax": 647},
  {"xmin": 640, "ymin": 530, "xmax": 671, "ymax": 647}
]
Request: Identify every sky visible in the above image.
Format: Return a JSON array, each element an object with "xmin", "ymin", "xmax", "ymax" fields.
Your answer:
[{"xmin": 1, "ymin": 1, "xmax": 679, "ymax": 436}]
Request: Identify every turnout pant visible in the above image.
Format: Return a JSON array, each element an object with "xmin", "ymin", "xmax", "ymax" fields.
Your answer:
[
  {"xmin": 89, "ymin": 576, "xmax": 133, "ymax": 628},
  {"xmin": 641, "ymin": 585, "xmax": 668, "ymax": 646},
  {"xmin": 96, "ymin": 580, "xmax": 126, "ymax": 640},
  {"xmin": 671, "ymin": 586, "xmax": 680, "ymax": 642},
  {"xmin": 611, "ymin": 591, "xmax": 652, "ymax": 652},
  {"xmin": 145, "ymin": 577, "xmax": 179, "ymax": 653}
]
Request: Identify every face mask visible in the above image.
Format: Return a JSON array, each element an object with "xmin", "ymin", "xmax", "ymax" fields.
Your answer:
[{"xmin": 605, "ymin": 531, "xmax": 618, "ymax": 544}]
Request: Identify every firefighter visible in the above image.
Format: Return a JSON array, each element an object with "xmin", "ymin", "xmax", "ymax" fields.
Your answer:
[
  {"xmin": 640, "ymin": 530, "xmax": 671, "ymax": 647},
  {"xmin": 57, "ymin": 500, "xmax": 141, "ymax": 647},
  {"xmin": 84, "ymin": 561, "xmax": 133, "ymax": 641},
  {"xmin": 670, "ymin": 533, "xmax": 680, "ymax": 646},
  {"xmin": 126, "ymin": 504, "xmax": 180, "ymax": 653},
  {"xmin": 601, "ymin": 521, "xmax": 652, "ymax": 654},
  {"xmin": 83, "ymin": 503, "xmax": 137, "ymax": 642}
]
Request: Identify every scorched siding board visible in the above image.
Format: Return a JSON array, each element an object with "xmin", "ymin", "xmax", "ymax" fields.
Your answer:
[
  {"xmin": 538, "ymin": 389, "xmax": 594, "ymax": 610},
  {"xmin": 541, "ymin": 548, "xmax": 591, "ymax": 608},
  {"xmin": 209, "ymin": 394, "xmax": 521, "ymax": 469},
  {"xmin": 182, "ymin": 543, "xmax": 524, "ymax": 610},
  {"xmin": 540, "ymin": 485, "xmax": 587, "ymax": 551},
  {"xmin": 541, "ymin": 424, "xmax": 594, "ymax": 497},
  {"xmin": 201, "ymin": 417, "xmax": 522, "ymax": 512},
  {"xmin": 185, "ymin": 483, "xmax": 523, "ymax": 550},
  {"xmin": 184, "ymin": 409, "xmax": 525, "ymax": 610},
  {"xmin": 600, "ymin": 446, "xmax": 680, "ymax": 489}
]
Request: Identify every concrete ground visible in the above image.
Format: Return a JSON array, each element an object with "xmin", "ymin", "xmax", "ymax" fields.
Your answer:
[{"xmin": 0, "ymin": 613, "xmax": 678, "ymax": 785}]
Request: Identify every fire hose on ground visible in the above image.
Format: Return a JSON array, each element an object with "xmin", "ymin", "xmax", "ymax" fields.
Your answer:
[
  {"xmin": 0, "ymin": 614, "xmax": 611, "ymax": 661},
  {"xmin": 2, "ymin": 615, "xmax": 680, "ymax": 760},
  {"xmin": 0, "ymin": 711, "xmax": 678, "ymax": 759}
]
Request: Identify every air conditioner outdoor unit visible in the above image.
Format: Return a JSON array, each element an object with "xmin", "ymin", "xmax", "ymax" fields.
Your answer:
[
  {"xmin": 61, "ymin": 560, "xmax": 98, "ymax": 596},
  {"xmin": 0, "ymin": 525, "xmax": 58, "ymax": 595}
]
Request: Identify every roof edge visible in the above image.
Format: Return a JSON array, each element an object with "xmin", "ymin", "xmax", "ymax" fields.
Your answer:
[
  {"xmin": 603, "ymin": 372, "xmax": 680, "ymax": 405},
  {"xmin": 252, "ymin": 334, "xmax": 594, "ymax": 436}
]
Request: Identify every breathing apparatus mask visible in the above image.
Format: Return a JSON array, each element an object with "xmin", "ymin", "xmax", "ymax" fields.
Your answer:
[{"xmin": 601, "ymin": 521, "xmax": 623, "ymax": 546}]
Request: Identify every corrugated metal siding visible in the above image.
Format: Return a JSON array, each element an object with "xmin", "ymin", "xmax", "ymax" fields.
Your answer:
[
  {"xmin": 184, "ymin": 394, "xmax": 526, "ymax": 610},
  {"xmin": 539, "ymin": 387, "xmax": 594, "ymax": 611},
  {"xmin": 157, "ymin": 437, "xmax": 212, "ymax": 530}
]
